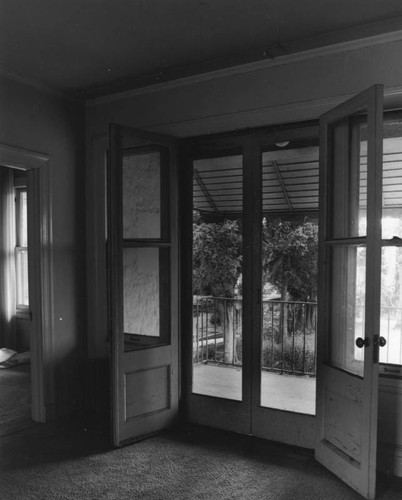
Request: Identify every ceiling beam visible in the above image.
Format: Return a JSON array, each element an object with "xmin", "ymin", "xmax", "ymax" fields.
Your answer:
[
  {"xmin": 194, "ymin": 169, "xmax": 221, "ymax": 215},
  {"xmin": 272, "ymin": 160, "xmax": 293, "ymax": 211}
]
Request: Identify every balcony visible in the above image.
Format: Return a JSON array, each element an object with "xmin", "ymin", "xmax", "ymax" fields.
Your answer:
[
  {"xmin": 192, "ymin": 296, "xmax": 317, "ymax": 414},
  {"xmin": 192, "ymin": 297, "xmax": 402, "ymax": 414}
]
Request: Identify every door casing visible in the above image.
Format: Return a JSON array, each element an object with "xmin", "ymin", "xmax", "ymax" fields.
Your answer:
[{"xmin": 0, "ymin": 143, "xmax": 55, "ymax": 422}]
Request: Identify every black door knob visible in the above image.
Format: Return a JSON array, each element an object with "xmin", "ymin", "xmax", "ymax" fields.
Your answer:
[
  {"xmin": 356, "ymin": 337, "xmax": 369, "ymax": 348},
  {"xmin": 378, "ymin": 336, "xmax": 386, "ymax": 347}
]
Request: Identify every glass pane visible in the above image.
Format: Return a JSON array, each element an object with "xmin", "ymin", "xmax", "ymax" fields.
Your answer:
[
  {"xmin": 260, "ymin": 216, "xmax": 318, "ymax": 415},
  {"xmin": 122, "ymin": 150, "xmax": 161, "ymax": 239},
  {"xmin": 16, "ymin": 249, "xmax": 29, "ymax": 306},
  {"xmin": 18, "ymin": 190, "xmax": 28, "ymax": 247},
  {"xmin": 192, "ymin": 154, "xmax": 243, "ymax": 401},
  {"xmin": 328, "ymin": 246, "xmax": 366, "ymax": 377},
  {"xmin": 123, "ymin": 247, "xmax": 160, "ymax": 338},
  {"xmin": 329, "ymin": 118, "xmax": 367, "ymax": 239},
  {"xmin": 382, "ymin": 124, "xmax": 402, "ymax": 239},
  {"xmin": 380, "ymin": 247, "xmax": 402, "ymax": 365},
  {"xmin": 261, "ymin": 145, "xmax": 319, "ymax": 213}
]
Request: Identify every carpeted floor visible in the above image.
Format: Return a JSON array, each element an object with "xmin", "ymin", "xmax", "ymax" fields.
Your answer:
[{"xmin": 1, "ymin": 420, "xmax": 401, "ymax": 500}]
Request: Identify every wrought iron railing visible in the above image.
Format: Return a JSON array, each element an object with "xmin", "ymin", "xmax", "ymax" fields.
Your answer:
[
  {"xmin": 193, "ymin": 298, "xmax": 402, "ymax": 376},
  {"xmin": 193, "ymin": 296, "xmax": 242, "ymax": 367},
  {"xmin": 193, "ymin": 296, "xmax": 317, "ymax": 376}
]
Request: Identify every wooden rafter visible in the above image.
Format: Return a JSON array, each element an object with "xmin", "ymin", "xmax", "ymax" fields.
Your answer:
[
  {"xmin": 194, "ymin": 168, "xmax": 221, "ymax": 214},
  {"xmin": 272, "ymin": 160, "xmax": 292, "ymax": 211}
]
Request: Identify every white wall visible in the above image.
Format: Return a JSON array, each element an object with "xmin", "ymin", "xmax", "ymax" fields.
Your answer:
[{"xmin": 0, "ymin": 75, "xmax": 86, "ymax": 416}]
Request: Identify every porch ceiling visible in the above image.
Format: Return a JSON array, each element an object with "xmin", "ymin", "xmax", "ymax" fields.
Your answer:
[
  {"xmin": 193, "ymin": 137, "xmax": 402, "ymax": 218},
  {"xmin": 193, "ymin": 146, "xmax": 319, "ymax": 217}
]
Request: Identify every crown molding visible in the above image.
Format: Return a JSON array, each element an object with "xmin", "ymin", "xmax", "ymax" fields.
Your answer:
[
  {"xmin": 87, "ymin": 29, "xmax": 402, "ymax": 106},
  {"xmin": 112, "ymin": 85, "xmax": 402, "ymax": 139},
  {"xmin": 0, "ymin": 68, "xmax": 74, "ymax": 100}
]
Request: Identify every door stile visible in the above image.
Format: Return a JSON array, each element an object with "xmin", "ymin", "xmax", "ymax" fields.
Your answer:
[
  {"xmin": 248, "ymin": 136, "xmax": 263, "ymax": 419},
  {"xmin": 362, "ymin": 85, "xmax": 384, "ymax": 495},
  {"xmin": 243, "ymin": 135, "xmax": 260, "ymax": 421},
  {"xmin": 179, "ymin": 146, "xmax": 194, "ymax": 418},
  {"xmin": 108, "ymin": 124, "xmax": 124, "ymax": 446}
]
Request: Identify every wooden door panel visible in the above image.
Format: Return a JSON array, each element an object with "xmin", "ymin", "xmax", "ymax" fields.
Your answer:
[
  {"xmin": 109, "ymin": 124, "xmax": 179, "ymax": 446},
  {"xmin": 315, "ymin": 85, "xmax": 383, "ymax": 499}
]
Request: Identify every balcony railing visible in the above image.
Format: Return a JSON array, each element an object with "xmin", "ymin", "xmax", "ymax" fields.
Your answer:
[
  {"xmin": 193, "ymin": 296, "xmax": 317, "ymax": 377},
  {"xmin": 193, "ymin": 297, "xmax": 402, "ymax": 377}
]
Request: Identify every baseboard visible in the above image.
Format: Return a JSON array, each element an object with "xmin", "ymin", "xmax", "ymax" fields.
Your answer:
[{"xmin": 377, "ymin": 442, "xmax": 402, "ymax": 477}]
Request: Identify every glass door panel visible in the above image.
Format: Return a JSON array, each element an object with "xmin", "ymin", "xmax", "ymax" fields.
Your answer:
[
  {"xmin": 192, "ymin": 153, "xmax": 243, "ymax": 401},
  {"xmin": 328, "ymin": 245, "xmax": 366, "ymax": 376},
  {"xmin": 380, "ymin": 119, "xmax": 402, "ymax": 367},
  {"xmin": 260, "ymin": 139, "xmax": 319, "ymax": 415},
  {"xmin": 329, "ymin": 119, "xmax": 368, "ymax": 239}
]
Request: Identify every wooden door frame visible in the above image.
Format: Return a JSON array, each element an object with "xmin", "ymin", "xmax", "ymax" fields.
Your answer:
[{"xmin": 0, "ymin": 143, "xmax": 55, "ymax": 422}]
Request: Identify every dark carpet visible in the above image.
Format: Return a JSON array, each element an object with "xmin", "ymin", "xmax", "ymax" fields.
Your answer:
[{"xmin": 0, "ymin": 420, "xmax": 401, "ymax": 499}]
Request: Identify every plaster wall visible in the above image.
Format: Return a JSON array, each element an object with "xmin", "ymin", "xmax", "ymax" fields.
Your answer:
[{"xmin": 0, "ymin": 75, "xmax": 86, "ymax": 416}]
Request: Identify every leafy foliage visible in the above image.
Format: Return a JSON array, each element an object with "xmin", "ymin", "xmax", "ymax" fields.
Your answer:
[
  {"xmin": 193, "ymin": 213, "xmax": 242, "ymax": 298},
  {"xmin": 262, "ymin": 218, "xmax": 318, "ymax": 301}
]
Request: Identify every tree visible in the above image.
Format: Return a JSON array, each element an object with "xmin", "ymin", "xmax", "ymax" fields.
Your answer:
[
  {"xmin": 262, "ymin": 217, "xmax": 318, "ymax": 302},
  {"xmin": 193, "ymin": 214, "xmax": 242, "ymax": 298},
  {"xmin": 193, "ymin": 213, "xmax": 242, "ymax": 363}
]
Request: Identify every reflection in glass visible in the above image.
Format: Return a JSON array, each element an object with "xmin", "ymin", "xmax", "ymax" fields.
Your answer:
[{"xmin": 122, "ymin": 151, "xmax": 161, "ymax": 239}]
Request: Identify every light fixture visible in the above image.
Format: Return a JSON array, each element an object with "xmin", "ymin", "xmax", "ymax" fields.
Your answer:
[{"xmin": 275, "ymin": 141, "xmax": 290, "ymax": 148}]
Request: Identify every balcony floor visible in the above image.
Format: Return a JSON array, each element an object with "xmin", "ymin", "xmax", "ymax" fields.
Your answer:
[{"xmin": 193, "ymin": 363, "xmax": 316, "ymax": 415}]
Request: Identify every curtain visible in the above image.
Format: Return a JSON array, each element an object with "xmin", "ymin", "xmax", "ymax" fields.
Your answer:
[{"xmin": 0, "ymin": 167, "xmax": 16, "ymax": 349}]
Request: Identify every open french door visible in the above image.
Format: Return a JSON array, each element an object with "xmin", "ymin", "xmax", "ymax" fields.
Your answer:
[
  {"xmin": 315, "ymin": 85, "xmax": 384, "ymax": 498},
  {"xmin": 108, "ymin": 124, "xmax": 179, "ymax": 446}
]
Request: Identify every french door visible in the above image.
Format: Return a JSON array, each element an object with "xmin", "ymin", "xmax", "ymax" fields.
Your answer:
[
  {"xmin": 315, "ymin": 85, "xmax": 384, "ymax": 499},
  {"xmin": 183, "ymin": 127, "xmax": 319, "ymax": 447},
  {"xmin": 108, "ymin": 124, "xmax": 179, "ymax": 446},
  {"xmin": 184, "ymin": 86, "xmax": 388, "ymax": 497}
]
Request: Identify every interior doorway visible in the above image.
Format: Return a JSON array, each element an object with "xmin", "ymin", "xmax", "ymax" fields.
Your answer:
[
  {"xmin": 0, "ymin": 144, "xmax": 54, "ymax": 427},
  {"xmin": 0, "ymin": 166, "xmax": 32, "ymax": 435}
]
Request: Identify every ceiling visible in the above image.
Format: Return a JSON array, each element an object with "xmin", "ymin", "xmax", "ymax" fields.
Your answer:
[
  {"xmin": 1, "ymin": 0, "xmax": 402, "ymax": 99},
  {"xmin": 193, "ymin": 136, "xmax": 402, "ymax": 219}
]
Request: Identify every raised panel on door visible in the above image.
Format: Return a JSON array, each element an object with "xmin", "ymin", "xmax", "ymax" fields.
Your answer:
[{"xmin": 109, "ymin": 124, "xmax": 179, "ymax": 446}]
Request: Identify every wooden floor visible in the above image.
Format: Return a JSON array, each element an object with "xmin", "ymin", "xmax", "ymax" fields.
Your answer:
[
  {"xmin": 193, "ymin": 363, "xmax": 316, "ymax": 415},
  {"xmin": 0, "ymin": 363, "xmax": 31, "ymax": 436}
]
